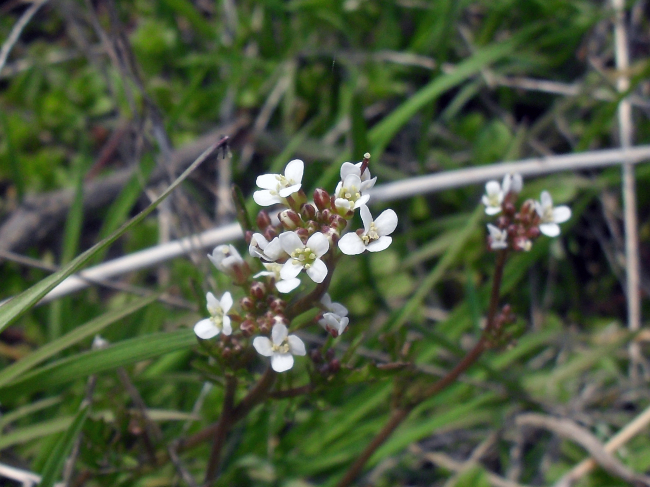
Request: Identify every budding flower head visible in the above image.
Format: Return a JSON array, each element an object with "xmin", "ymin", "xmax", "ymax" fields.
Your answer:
[{"xmin": 253, "ymin": 159, "xmax": 304, "ymax": 207}]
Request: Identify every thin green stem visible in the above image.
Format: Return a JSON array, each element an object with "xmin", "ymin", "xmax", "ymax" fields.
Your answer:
[{"xmin": 203, "ymin": 375, "xmax": 237, "ymax": 487}]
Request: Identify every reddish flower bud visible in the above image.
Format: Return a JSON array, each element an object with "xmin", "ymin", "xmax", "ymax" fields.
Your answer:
[
  {"xmin": 295, "ymin": 227, "xmax": 310, "ymax": 240},
  {"xmin": 279, "ymin": 209, "xmax": 303, "ymax": 230},
  {"xmin": 240, "ymin": 319, "xmax": 255, "ymax": 337},
  {"xmin": 301, "ymin": 203, "xmax": 317, "ymax": 221},
  {"xmin": 526, "ymin": 226, "xmax": 540, "ymax": 240},
  {"xmin": 329, "ymin": 358, "xmax": 341, "ymax": 373},
  {"xmin": 314, "ymin": 188, "xmax": 331, "ymax": 211},
  {"xmin": 257, "ymin": 210, "xmax": 272, "ymax": 231},
  {"xmin": 240, "ymin": 297, "xmax": 255, "ymax": 311},
  {"xmin": 250, "ymin": 281, "xmax": 267, "ymax": 300},
  {"xmin": 321, "ymin": 208, "xmax": 332, "ymax": 222},
  {"xmin": 310, "ymin": 349, "xmax": 323, "ymax": 363},
  {"xmin": 330, "ymin": 214, "xmax": 348, "ymax": 232},
  {"xmin": 263, "ymin": 226, "xmax": 278, "ymax": 241}
]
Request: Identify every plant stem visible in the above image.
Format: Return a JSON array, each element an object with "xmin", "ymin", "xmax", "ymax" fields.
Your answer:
[
  {"xmin": 203, "ymin": 375, "xmax": 237, "ymax": 487},
  {"xmin": 336, "ymin": 250, "xmax": 508, "ymax": 487}
]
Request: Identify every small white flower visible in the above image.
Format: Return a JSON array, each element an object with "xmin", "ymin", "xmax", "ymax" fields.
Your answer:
[
  {"xmin": 338, "ymin": 205, "xmax": 398, "ymax": 255},
  {"xmin": 340, "ymin": 161, "xmax": 377, "ymax": 192},
  {"xmin": 254, "ymin": 262, "xmax": 301, "ymax": 293},
  {"xmin": 249, "ymin": 233, "xmax": 284, "ymax": 261},
  {"xmin": 319, "ymin": 312, "xmax": 349, "ymax": 337},
  {"xmin": 320, "ymin": 293, "xmax": 348, "ymax": 318},
  {"xmin": 535, "ymin": 191, "xmax": 571, "ymax": 237},
  {"xmin": 194, "ymin": 292, "xmax": 233, "ymax": 339},
  {"xmin": 502, "ymin": 173, "xmax": 523, "ymax": 194},
  {"xmin": 487, "ymin": 224, "xmax": 508, "ymax": 250},
  {"xmin": 208, "ymin": 245, "xmax": 244, "ymax": 274},
  {"xmin": 253, "ymin": 159, "xmax": 304, "ymax": 206},
  {"xmin": 482, "ymin": 180, "xmax": 504, "ymax": 215},
  {"xmin": 334, "ymin": 173, "xmax": 370, "ymax": 212},
  {"xmin": 253, "ymin": 323, "xmax": 306, "ymax": 372},
  {"xmin": 279, "ymin": 232, "xmax": 329, "ymax": 283}
]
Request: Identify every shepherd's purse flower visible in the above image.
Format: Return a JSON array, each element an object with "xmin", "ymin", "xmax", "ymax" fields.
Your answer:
[
  {"xmin": 535, "ymin": 191, "xmax": 571, "ymax": 237},
  {"xmin": 253, "ymin": 159, "xmax": 304, "ymax": 206},
  {"xmin": 194, "ymin": 292, "xmax": 233, "ymax": 339},
  {"xmin": 253, "ymin": 323, "xmax": 306, "ymax": 372},
  {"xmin": 338, "ymin": 205, "xmax": 398, "ymax": 255},
  {"xmin": 279, "ymin": 231, "xmax": 329, "ymax": 283}
]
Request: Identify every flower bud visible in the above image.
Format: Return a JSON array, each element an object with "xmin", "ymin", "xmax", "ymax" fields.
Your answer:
[
  {"xmin": 263, "ymin": 226, "xmax": 278, "ymax": 241},
  {"xmin": 320, "ymin": 208, "xmax": 332, "ymax": 222},
  {"xmin": 257, "ymin": 210, "xmax": 272, "ymax": 231},
  {"xmin": 513, "ymin": 236, "xmax": 532, "ymax": 252},
  {"xmin": 306, "ymin": 220, "xmax": 319, "ymax": 234},
  {"xmin": 301, "ymin": 203, "xmax": 318, "ymax": 222},
  {"xmin": 240, "ymin": 297, "xmax": 255, "ymax": 311},
  {"xmin": 208, "ymin": 245, "xmax": 250, "ymax": 284},
  {"xmin": 313, "ymin": 188, "xmax": 331, "ymax": 211},
  {"xmin": 310, "ymin": 349, "xmax": 323, "ymax": 363},
  {"xmin": 295, "ymin": 227, "xmax": 310, "ymax": 240},
  {"xmin": 279, "ymin": 209, "xmax": 303, "ymax": 230},
  {"xmin": 329, "ymin": 214, "xmax": 348, "ymax": 233},
  {"xmin": 329, "ymin": 358, "xmax": 341, "ymax": 373},
  {"xmin": 240, "ymin": 319, "xmax": 255, "ymax": 337},
  {"xmin": 526, "ymin": 226, "xmax": 540, "ymax": 240},
  {"xmin": 250, "ymin": 281, "xmax": 267, "ymax": 300},
  {"xmin": 269, "ymin": 297, "xmax": 285, "ymax": 313}
]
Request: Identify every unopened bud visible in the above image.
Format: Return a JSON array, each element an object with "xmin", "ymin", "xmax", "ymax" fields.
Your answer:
[
  {"xmin": 526, "ymin": 226, "xmax": 540, "ymax": 240},
  {"xmin": 329, "ymin": 358, "xmax": 341, "ymax": 373},
  {"xmin": 330, "ymin": 214, "xmax": 348, "ymax": 232},
  {"xmin": 240, "ymin": 297, "xmax": 255, "ymax": 311},
  {"xmin": 310, "ymin": 349, "xmax": 323, "ymax": 363},
  {"xmin": 240, "ymin": 319, "xmax": 255, "ymax": 337},
  {"xmin": 301, "ymin": 203, "xmax": 317, "ymax": 221},
  {"xmin": 279, "ymin": 209, "xmax": 303, "ymax": 230},
  {"xmin": 321, "ymin": 208, "xmax": 332, "ymax": 222},
  {"xmin": 295, "ymin": 227, "xmax": 310, "ymax": 240},
  {"xmin": 313, "ymin": 188, "xmax": 331, "ymax": 211},
  {"xmin": 269, "ymin": 297, "xmax": 285, "ymax": 313},
  {"xmin": 263, "ymin": 226, "xmax": 278, "ymax": 241},
  {"xmin": 250, "ymin": 281, "xmax": 267, "ymax": 300},
  {"xmin": 513, "ymin": 236, "xmax": 532, "ymax": 252},
  {"xmin": 257, "ymin": 210, "xmax": 272, "ymax": 231}
]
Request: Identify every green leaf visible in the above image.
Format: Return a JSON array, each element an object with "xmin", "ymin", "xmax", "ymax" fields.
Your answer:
[
  {"xmin": 0, "ymin": 329, "xmax": 196, "ymax": 398},
  {"xmin": 39, "ymin": 404, "xmax": 89, "ymax": 487},
  {"xmin": 0, "ymin": 141, "xmax": 221, "ymax": 334},
  {"xmin": 0, "ymin": 294, "xmax": 157, "ymax": 388},
  {"xmin": 0, "ymin": 416, "xmax": 74, "ymax": 450}
]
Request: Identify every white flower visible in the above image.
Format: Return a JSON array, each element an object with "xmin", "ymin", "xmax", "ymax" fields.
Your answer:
[
  {"xmin": 535, "ymin": 191, "xmax": 571, "ymax": 237},
  {"xmin": 253, "ymin": 159, "xmax": 304, "ymax": 206},
  {"xmin": 279, "ymin": 232, "xmax": 329, "ymax": 283},
  {"xmin": 482, "ymin": 180, "xmax": 504, "ymax": 215},
  {"xmin": 253, "ymin": 323, "xmax": 306, "ymax": 372},
  {"xmin": 249, "ymin": 233, "xmax": 284, "ymax": 261},
  {"xmin": 194, "ymin": 292, "xmax": 233, "ymax": 339},
  {"xmin": 320, "ymin": 293, "xmax": 348, "ymax": 318},
  {"xmin": 338, "ymin": 205, "xmax": 398, "ymax": 255},
  {"xmin": 340, "ymin": 161, "xmax": 377, "ymax": 192},
  {"xmin": 487, "ymin": 224, "xmax": 508, "ymax": 250},
  {"xmin": 503, "ymin": 173, "xmax": 523, "ymax": 194},
  {"xmin": 254, "ymin": 262, "xmax": 301, "ymax": 293},
  {"xmin": 319, "ymin": 312, "xmax": 349, "ymax": 337},
  {"xmin": 334, "ymin": 173, "xmax": 370, "ymax": 212},
  {"xmin": 208, "ymin": 245, "xmax": 244, "ymax": 274}
]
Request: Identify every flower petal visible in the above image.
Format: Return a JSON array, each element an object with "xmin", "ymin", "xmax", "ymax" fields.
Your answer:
[
  {"xmin": 278, "ymin": 183, "xmax": 302, "ymax": 197},
  {"xmin": 276, "ymin": 278, "xmax": 301, "ymax": 293},
  {"xmin": 272, "ymin": 323, "xmax": 288, "ymax": 345},
  {"xmin": 194, "ymin": 319, "xmax": 219, "ymax": 339},
  {"xmin": 256, "ymin": 174, "xmax": 280, "ymax": 190},
  {"xmin": 338, "ymin": 233, "xmax": 366, "ymax": 255},
  {"xmin": 306, "ymin": 232, "xmax": 329, "ymax": 257},
  {"xmin": 374, "ymin": 209, "xmax": 398, "ymax": 236},
  {"xmin": 540, "ymin": 190, "xmax": 553, "ymax": 209},
  {"xmin": 222, "ymin": 316, "xmax": 233, "ymax": 336},
  {"xmin": 279, "ymin": 231, "xmax": 304, "ymax": 254},
  {"xmin": 288, "ymin": 335, "xmax": 306, "ymax": 356},
  {"xmin": 280, "ymin": 260, "xmax": 303, "ymax": 279},
  {"xmin": 206, "ymin": 292, "xmax": 219, "ymax": 314},
  {"xmin": 220, "ymin": 292, "xmax": 233, "ymax": 313},
  {"xmin": 353, "ymin": 194, "xmax": 370, "ymax": 209},
  {"xmin": 340, "ymin": 162, "xmax": 357, "ymax": 179},
  {"xmin": 306, "ymin": 258, "xmax": 328, "ymax": 283},
  {"xmin": 366, "ymin": 236, "xmax": 392, "ymax": 252},
  {"xmin": 263, "ymin": 237, "xmax": 284, "ymax": 261},
  {"xmin": 539, "ymin": 222, "xmax": 561, "ymax": 237},
  {"xmin": 485, "ymin": 180, "xmax": 501, "ymax": 195},
  {"xmin": 284, "ymin": 159, "xmax": 304, "ymax": 182},
  {"xmin": 254, "ymin": 190, "xmax": 282, "ymax": 207},
  {"xmin": 271, "ymin": 354, "xmax": 294, "ymax": 372},
  {"xmin": 485, "ymin": 205, "xmax": 502, "ymax": 216},
  {"xmin": 253, "ymin": 336, "xmax": 273, "ymax": 356},
  {"xmin": 553, "ymin": 206, "xmax": 571, "ymax": 224}
]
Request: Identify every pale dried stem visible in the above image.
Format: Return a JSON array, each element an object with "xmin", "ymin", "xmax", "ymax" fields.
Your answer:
[
  {"xmin": 612, "ymin": 0, "xmax": 643, "ymax": 381},
  {"xmin": 0, "ymin": 0, "xmax": 48, "ymax": 77}
]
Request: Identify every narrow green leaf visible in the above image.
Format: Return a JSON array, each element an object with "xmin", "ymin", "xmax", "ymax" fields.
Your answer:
[
  {"xmin": 0, "ymin": 141, "xmax": 221, "ymax": 334},
  {"xmin": 0, "ymin": 416, "xmax": 73, "ymax": 450},
  {"xmin": 0, "ymin": 329, "xmax": 196, "ymax": 398},
  {"xmin": 0, "ymin": 294, "xmax": 157, "ymax": 387},
  {"xmin": 39, "ymin": 404, "xmax": 89, "ymax": 487},
  {"xmin": 0, "ymin": 396, "xmax": 62, "ymax": 430}
]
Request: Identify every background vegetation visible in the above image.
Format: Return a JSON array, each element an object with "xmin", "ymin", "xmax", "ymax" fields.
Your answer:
[{"xmin": 1, "ymin": 0, "xmax": 650, "ymax": 486}]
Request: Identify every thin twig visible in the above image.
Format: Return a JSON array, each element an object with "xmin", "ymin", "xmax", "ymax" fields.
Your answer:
[
  {"xmin": 611, "ymin": 0, "xmax": 642, "ymax": 381},
  {"xmin": 203, "ymin": 375, "xmax": 237, "ymax": 487},
  {"xmin": 0, "ymin": 0, "xmax": 48, "ymax": 77}
]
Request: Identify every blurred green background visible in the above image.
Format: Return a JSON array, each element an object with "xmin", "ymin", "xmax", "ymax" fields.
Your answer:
[{"xmin": 1, "ymin": 0, "xmax": 650, "ymax": 486}]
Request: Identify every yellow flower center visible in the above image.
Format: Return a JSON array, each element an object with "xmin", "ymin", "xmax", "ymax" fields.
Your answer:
[
  {"xmin": 291, "ymin": 247, "xmax": 317, "ymax": 269},
  {"xmin": 361, "ymin": 223, "xmax": 380, "ymax": 246}
]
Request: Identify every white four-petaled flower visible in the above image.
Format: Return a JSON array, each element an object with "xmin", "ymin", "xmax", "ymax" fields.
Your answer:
[
  {"xmin": 334, "ymin": 173, "xmax": 370, "ymax": 212},
  {"xmin": 319, "ymin": 312, "xmax": 349, "ymax": 337},
  {"xmin": 535, "ymin": 191, "xmax": 571, "ymax": 237},
  {"xmin": 482, "ymin": 180, "xmax": 504, "ymax": 215},
  {"xmin": 340, "ymin": 161, "xmax": 377, "ymax": 192},
  {"xmin": 194, "ymin": 292, "xmax": 233, "ymax": 339},
  {"xmin": 253, "ymin": 323, "xmax": 306, "ymax": 372},
  {"xmin": 249, "ymin": 233, "xmax": 284, "ymax": 261},
  {"xmin": 487, "ymin": 224, "xmax": 508, "ymax": 250},
  {"xmin": 208, "ymin": 245, "xmax": 244, "ymax": 274},
  {"xmin": 338, "ymin": 205, "xmax": 398, "ymax": 255},
  {"xmin": 253, "ymin": 159, "xmax": 304, "ymax": 206},
  {"xmin": 254, "ymin": 262, "xmax": 301, "ymax": 293},
  {"xmin": 320, "ymin": 293, "xmax": 348, "ymax": 318},
  {"xmin": 279, "ymin": 231, "xmax": 329, "ymax": 283}
]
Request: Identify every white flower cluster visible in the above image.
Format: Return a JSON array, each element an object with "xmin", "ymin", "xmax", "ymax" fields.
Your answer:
[
  {"xmin": 481, "ymin": 173, "xmax": 571, "ymax": 251},
  {"xmin": 193, "ymin": 157, "xmax": 398, "ymax": 373}
]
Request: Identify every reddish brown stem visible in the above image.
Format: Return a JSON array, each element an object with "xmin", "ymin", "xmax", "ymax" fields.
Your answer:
[
  {"xmin": 203, "ymin": 375, "xmax": 237, "ymax": 487},
  {"xmin": 336, "ymin": 250, "xmax": 508, "ymax": 487}
]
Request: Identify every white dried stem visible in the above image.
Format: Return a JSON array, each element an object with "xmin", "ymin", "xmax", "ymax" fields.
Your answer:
[{"xmin": 0, "ymin": 0, "xmax": 48, "ymax": 77}]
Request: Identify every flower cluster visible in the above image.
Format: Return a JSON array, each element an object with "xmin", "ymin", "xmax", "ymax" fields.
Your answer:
[
  {"xmin": 481, "ymin": 174, "xmax": 571, "ymax": 251},
  {"xmin": 193, "ymin": 155, "xmax": 397, "ymax": 372}
]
